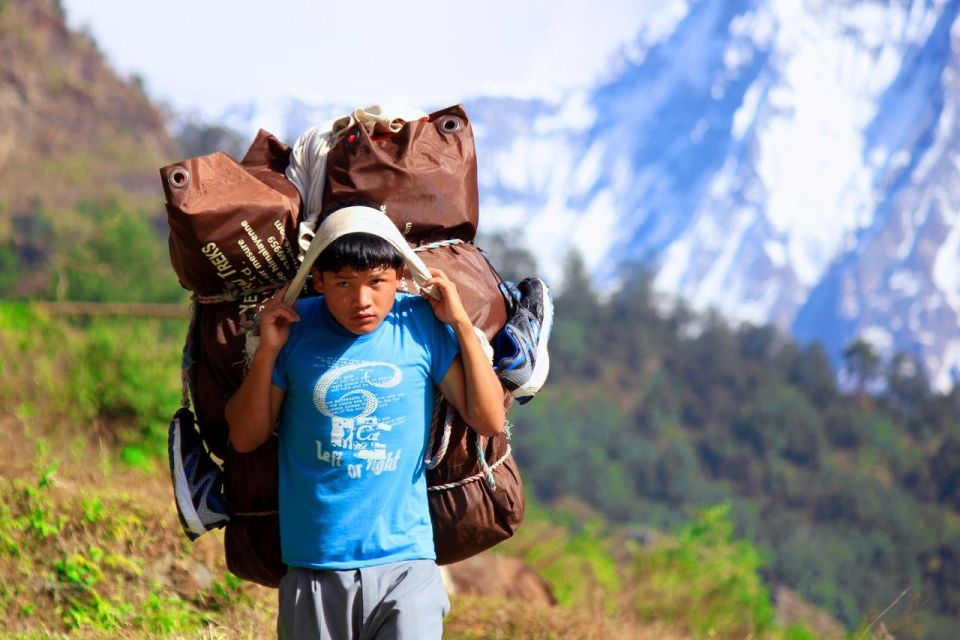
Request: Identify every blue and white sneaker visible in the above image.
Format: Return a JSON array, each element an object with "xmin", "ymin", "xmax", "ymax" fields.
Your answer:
[
  {"xmin": 168, "ymin": 408, "xmax": 230, "ymax": 540},
  {"xmin": 494, "ymin": 277, "xmax": 554, "ymax": 404}
]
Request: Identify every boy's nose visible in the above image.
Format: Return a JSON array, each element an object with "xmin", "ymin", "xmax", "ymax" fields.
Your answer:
[{"xmin": 354, "ymin": 287, "xmax": 373, "ymax": 309}]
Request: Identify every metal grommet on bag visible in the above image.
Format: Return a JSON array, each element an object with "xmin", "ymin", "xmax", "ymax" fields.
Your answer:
[
  {"xmin": 436, "ymin": 115, "xmax": 464, "ymax": 134},
  {"xmin": 168, "ymin": 167, "xmax": 191, "ymax": 189}
]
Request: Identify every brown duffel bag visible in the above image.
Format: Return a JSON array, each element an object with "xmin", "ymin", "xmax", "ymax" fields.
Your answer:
[
  {"xmin": 189, "ymin": 301, "xmax": 245, "ymax": 459},
  {"xmin": 182, "ymin": 284, "xmax": 283, "ymax": 588},
  {"xmin": 406, "ymin": 242, "xmax": 525, "ymax": 564},
  {"xmin": 222, "ymin": 436, "xmax": 283, "ymax": 587},
  {"xmin": 162, "ymin": 132, "xmax": 296, "ymax": 587},
  {"xmin": 161, "ymin": 130, "xmax": 301, "ymax": 297},
  {"xmin": 401, "ymin": 241, "xmax": 507, "ymax": 341},
  {"xmin": 323, "ymin": 104, "xmax": 479, "ymax": 243},
  {"xmin": 427, "ymin": 404, "xmax": 524, "ymax": 565}
]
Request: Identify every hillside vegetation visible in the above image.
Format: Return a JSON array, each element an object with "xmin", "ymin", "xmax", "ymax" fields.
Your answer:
[
  {"xmin": 509, "ymin": 254, "xmax": 960, "ymax": 639},
  {"xmin": 0, "ymin": 0, "xmax": 181, "ymax": 298},
  {"xmin": 0, "ymin": 0, "xmax": 176, "ymax": 209},
  {"xmin": 0, "ymin": 303, "xmax": 824, "ymax": 639}
]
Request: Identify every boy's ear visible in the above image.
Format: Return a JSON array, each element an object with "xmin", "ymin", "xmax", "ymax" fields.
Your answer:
[{"xmin": 310, "ymin": 267, "xmax": 324, "ymax": 294}]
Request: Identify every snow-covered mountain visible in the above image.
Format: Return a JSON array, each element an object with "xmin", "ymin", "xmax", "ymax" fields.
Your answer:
[{"xmin": 201, "ymin": 0, "xmax": 960, "ymax": 390}]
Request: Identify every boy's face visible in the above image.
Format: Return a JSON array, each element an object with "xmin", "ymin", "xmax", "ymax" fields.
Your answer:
[{"xmin": 311, "ymin": 265, "xmax": 401, "ymax": 335}]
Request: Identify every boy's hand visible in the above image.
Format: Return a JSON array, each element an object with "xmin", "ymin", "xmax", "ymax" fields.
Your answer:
[
  {"xmin": 258, "ymin": 285, "xmax": 300, "ymax": 353},
  {"xmin": 423, "ymin": 268, "xmax": 470, "ymax": 329}
]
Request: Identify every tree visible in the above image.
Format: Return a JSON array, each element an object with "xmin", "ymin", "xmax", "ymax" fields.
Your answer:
[
  {"xmin": 785, "ymin": 342, "xmax": 838, "ymax": 408},
  {"xmin": 884, "ymin": 351, "xmax": 930, "ymax": 425},
  {"xmin": 843, "ymin": 338, "xmax": 880, "ymax": 396},
  {"xmin": 550, "ymin": 250, "xmax": 603, "ymax": 378}
]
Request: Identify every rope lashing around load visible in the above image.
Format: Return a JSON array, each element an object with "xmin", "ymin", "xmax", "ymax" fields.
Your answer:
[
  {"xmin": 427, "ymin": 444, "xmax": 513, "ymax": 492},
  {"xmin": 190, "ymin": 283, "xmax": 285, "ymax": 305},
  {"xmin": 424, "ymin": 391, "xmax": 515, "ymax": 491},
  {"xmin": 424, "ymin": 397, "xmax": 455, "ymax": 470},
  {"xmin": 413, "ymin": 239, "xmax": 465, "ymax": 252},
  {"xmin": 477, "ymin": 436, "xmax": 496, "ymax": 489}
]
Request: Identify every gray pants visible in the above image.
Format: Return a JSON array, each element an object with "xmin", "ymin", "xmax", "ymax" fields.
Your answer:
[{"xmin": 278, "ymin": 560, "xmax": 449, "ymax": 639}]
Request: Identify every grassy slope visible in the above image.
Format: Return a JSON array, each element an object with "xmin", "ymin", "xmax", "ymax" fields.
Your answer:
[
  {"xmin": 0, "ymin": 419, "xmax": 675, "ymax": 639},
  {"xmin": 0, "ymin": 303, "xmax": 819, "ymax": 639}
]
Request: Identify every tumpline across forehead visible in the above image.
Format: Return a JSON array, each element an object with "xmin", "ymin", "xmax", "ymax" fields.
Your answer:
[{"xmin": 285, "ymin": 205, "xmax": 435, "ymax": 305}]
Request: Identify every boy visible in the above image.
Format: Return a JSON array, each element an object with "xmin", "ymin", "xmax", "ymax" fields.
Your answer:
[{"xmin": 225, "ymin": 205, "xmax": 505, "ymax": 639}]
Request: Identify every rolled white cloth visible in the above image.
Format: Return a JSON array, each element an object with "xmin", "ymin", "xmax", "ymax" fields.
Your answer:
[
  {"xmin": 285, "ymin": 104, "xmax": 429, "ymax": 258},
  {"xmin": 282, "ymin": 205, "xmax": 435, "ymax": 306},
  {"xmin": 284, "ymin": 119, "xmax": 337, "ymax": 256}
]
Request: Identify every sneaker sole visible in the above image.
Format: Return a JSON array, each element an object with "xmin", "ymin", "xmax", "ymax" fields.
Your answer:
[
  {"xmin": 169, "ymin": 413, "xmax": 208, "ymax": 539},
  {"xmin": 513, "ymin": 282, "xmax": 553, "ymax": 399}
]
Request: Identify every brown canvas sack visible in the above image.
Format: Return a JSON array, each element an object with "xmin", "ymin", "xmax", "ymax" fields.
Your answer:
[
  {"xmin": 323, "ymin": 104, "xmax": 479, "ymax": 243},
  {"xmin": 427, "ymin": 407, "xmax": 524, "ymax": 565},
  {"xmin": 161, "ymin": 130, "xmax": 301, "ymax": 297},
  {"xmin": 184, "ymin": 298, "xmax": 282, "ymax": 588},
  {"xmin": 222, "ymin": 436, "xmax": 283, "ymax": 587},
  {"xmin": 405, "ymin": 242, "xmax": 525, "ymax": 564},
  {"xmin": 187, "ymin": 301, "xmax": 283, "ymax": 587},
  {"xmin": 165, "ymin": 112, "xmax": 526, "ymax": 588},
  {"xmin": 162, "ymin": 132, "xmax": 297, "ymax": 587},
  {"xmin": 401, "ymin": 242, "xmax": 507, "ymax": 341},
  {"xmin": 189, "ymin": 302, "xmax": 244, "ymax": 458}
]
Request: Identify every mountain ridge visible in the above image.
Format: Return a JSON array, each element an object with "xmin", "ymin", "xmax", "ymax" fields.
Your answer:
[
  {"xmin": 0, "ymin": 0, "xmax": 177, "ymax": 211},
  {"xmin": 212, "ymin": 0, "xmax": 954, "ymax": 391}
]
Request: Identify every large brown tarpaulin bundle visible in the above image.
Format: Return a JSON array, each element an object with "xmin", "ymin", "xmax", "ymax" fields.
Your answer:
[
  {"xmin": 323, "ymin": 104, "xmax": 479, "ymax": 244},
  {"xmin": 400, "ymin": 241, "xmax": 523, "ymax": 565},
  {"xmin": 161, "ymin": 131, "xmax": 298, "ymax": 586},
  {"xmin": 163, "ymin": 131, "xmax": 301, "ymax": 300},
  {"xmin": 162, "ymin": 105, "xmax": 524, "ymax": 588}
]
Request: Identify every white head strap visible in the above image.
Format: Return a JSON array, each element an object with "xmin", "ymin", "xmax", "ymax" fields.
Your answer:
[{"xmin": 282, "ymin": 206, "xmax": 434, "ymax": 305}]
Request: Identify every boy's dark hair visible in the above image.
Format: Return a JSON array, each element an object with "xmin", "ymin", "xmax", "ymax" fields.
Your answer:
[{"xmin": 312, "ymin": 233, "xmax": 404, "ymax": 273}]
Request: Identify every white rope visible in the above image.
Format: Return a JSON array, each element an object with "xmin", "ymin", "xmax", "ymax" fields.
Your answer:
[{"xmin": 427, "ymin": 445, "xmax": 512, "ymax": 492}]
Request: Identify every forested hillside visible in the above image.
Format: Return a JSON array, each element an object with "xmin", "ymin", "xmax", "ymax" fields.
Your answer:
[
  {"xmin": 0, "ymin": 0, "xmax": 181, "ymax": 299},
  {"xmin": 0, "ymin": 0, "xmax": 174, "ymax": 208},
  {"xmin": 507, "ymin": 253, "xmax": 960, "ymax": 639}
]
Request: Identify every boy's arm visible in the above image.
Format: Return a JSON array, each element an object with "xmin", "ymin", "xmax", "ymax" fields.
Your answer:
[
  {"xmin": 425, "ymin": 269, "xmax": 506, "ymax": 438},
  {"xmin": 225, "ymin": 291, "xmax": 297, "ymax": 453}
]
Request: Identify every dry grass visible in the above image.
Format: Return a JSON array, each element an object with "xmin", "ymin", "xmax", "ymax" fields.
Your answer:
[
  {"xmin": 445, "ymin": 593, "xmax": 689, "ymax": 640},
  {"xmin": 0, "ymin": 414, "xmax": 277, "ymax": 638},
  {"xmin": 0, "ymin": 412, "xmax": 693, "ymax": 640}
]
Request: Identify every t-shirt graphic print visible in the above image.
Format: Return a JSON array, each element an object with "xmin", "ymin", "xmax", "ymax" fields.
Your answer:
[{"xmin": 315, "ymin": 359, "xmax": 404, "ymax": 478}]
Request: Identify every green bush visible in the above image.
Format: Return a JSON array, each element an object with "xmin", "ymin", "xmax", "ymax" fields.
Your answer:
[
  {"xmin": 54, "ymin": 199, "xmax": 186, "ymax": 303},
  {"xmin": 502, "ymin": 504, "xmax": 623, "ymax": 615},
  {"xmin": 0, "ymin": 303, "xmax": 183, "ymax": 461},
  {"xmin": 632, "ymin": 504, "xmax": 780, "ymax": 639}
]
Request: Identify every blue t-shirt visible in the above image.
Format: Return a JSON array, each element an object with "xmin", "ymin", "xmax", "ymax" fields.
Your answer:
[{"xmin": 271, "ymin": 293, "xmax": 459, "ymax": 570}]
